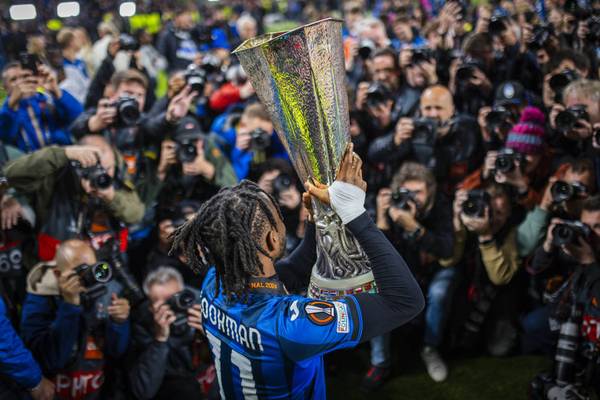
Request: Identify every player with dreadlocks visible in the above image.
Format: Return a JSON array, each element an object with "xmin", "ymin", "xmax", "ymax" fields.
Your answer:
[{"xmin": 172, "ymin": 143, "xmax": 424, "ymax": 399}]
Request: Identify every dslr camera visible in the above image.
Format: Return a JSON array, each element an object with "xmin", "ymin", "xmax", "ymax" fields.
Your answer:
[
  {"xmin": 552, "ymin": 220, "xmax": 591, "ymax": 246},
  {"xmin": 462, "ymin": 190, "xmax": 491, "ymax": 218},
  {"xmin": 555, "ymin": 105, "xmax": 590, "ymax": 135},
  {"xmin": 249, "ymin": 128, "xmax": 271, "ymax": 151},
  {"xmin": 365, "ymin": 82, "xmax": 393, "ymax": 109},
  {"xmin": 166, "ymin": 288, "xmax": 197, "ymax": 333},
  {"xmin": 411, "ymin": 47, "xmax": 435, "ymax": 65},
  {"xmin": 391, "ymin": 188, "xmax": 417, "ymax": 211},
  {"xmin": 110, "ymin": 96, "xmax": 141, "ymax": 127},
  {"xmin": 494, "ymin": 148, "xmax": 524, "ymax": 174},
  {"xmin": 184, "ymin": 63, "xmax": 207, "ymax": 95},
  {"xmin": 73, "ymin": 262, "xmax": 113, "ymax": 288},
  {"xmin": 485, "ymin": 106, "xmax": 515, "ymax": 135},
  {"xmin": 71, "ymin": 161, "xmax": 113, "ymax": 190},
  {"xmin": 119, "ymin": 33, "xmax": 140, "ymax": 51},
  {"xmin": 455, "ymin": 57, "xmax": 486, "ymax": 82},
  {"xmin": 549, "ymin": 69, "xmax": 579, "ymax": 103},
  {"xmin": 358, "ymin": 38, "xmax": 376, "ymax": 60},
  {"xmin": 272, "ymin": 173, "xmax": 293, "ymax": 201},
  {"xmin": 175, "ymin": 139, "xmax": 198, "ymax": 163},
  {"xmin": 550, "ymin": 180, "xmax": 587, "ymax": 204}
]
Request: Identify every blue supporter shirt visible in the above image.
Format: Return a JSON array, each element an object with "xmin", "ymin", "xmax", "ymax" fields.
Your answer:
[{"xmin": 200, "ymin": 268, "xmax": 363, "ymax": 399}]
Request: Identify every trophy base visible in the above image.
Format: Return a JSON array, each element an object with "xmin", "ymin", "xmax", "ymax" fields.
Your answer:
[{"xmin": 308, "ymin": 270, "xmax": 378, "ymax": 300}]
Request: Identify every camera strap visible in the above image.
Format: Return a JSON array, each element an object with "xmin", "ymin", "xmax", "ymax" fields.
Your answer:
[{"xmin": 25, "ymin": 103, "xmax": 49, "ymax": 148}]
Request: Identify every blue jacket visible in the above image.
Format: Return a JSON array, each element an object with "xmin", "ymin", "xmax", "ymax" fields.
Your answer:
[
  {"xmin": 20, "ymin": 293, "xmax": 130, "ymax": 374},
  {"xmin": 0, "ymin": 297, "xmax": 42, "ymax": 389},
  {"xmin": 0, "ymin": 90, "xmax": 82, "ymax": 152}
]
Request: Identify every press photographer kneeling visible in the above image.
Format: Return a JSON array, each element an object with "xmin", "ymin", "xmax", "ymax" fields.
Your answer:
[
  {"xmin": 128, "ymin": 267, "xmax": 212, "ymax": 400},
  {"xmin": 21, "ymin": 240, "xmax": 130, "ymax": 399}
]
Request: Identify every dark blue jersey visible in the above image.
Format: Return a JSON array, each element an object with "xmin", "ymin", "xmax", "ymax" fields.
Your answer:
[{"xmin": 200, "ymin": 268, "xmax": 363, "ymax": 399}]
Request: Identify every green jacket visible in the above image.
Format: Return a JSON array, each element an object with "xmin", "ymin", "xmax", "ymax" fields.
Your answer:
[{"xmin": 3, "ymin": 146, "xmax": 144, "ymax": 225}]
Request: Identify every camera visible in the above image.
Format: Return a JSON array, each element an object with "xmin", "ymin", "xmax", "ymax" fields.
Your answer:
[
  {"xmin": 555, "ymin": 105, "xmax": 590, "ymax": 135},
  {"xmin": 184, "ymin": 63, "xmax": 207, "ymax": 95},
  {"xmin": 412, "ymin": 117, "xmax": 438, "ymax": 144},
  {"xmin": 391, "ymin": 188, "xmax": 416, "ymax": 211},
  {"xmin": 166, "ymin": 288, "xmax": 197, "ymax": 333},
  {"xmin": 18, "ymin": 52, "xmax": 39, "ymax": 75},
  {"xmin": 175, "ymin": 139, "xmax": 198, "ymax": 163},
  {"xmin": 358, "ymin": 38, "xmax": 376, "ymax": 60},
  {"xmin": 549, "ymin": 69, "xmax": 579, "ymax": 103},
  {"xmin": 494, "ymin": 148, "xmax": 524, "ymax": 174},
  {"xmin": 272, "ymin": 173, "xmax": 293, "ymax": 200},
  {"xmin": 552, "ymin": 220, "xmax": 591, "ymax": 247},
  {"xmin": 488, "ymin": 13, "xmax": 508, "ymax": 35},
  {"xmin": 190, "ymin": 25, "xmax": 214, "ymax": 46},
  {"xmin": 550, "ymin": 180, "xmax": 587, "ymax": 204},
  {"xmin": 455, "ymin": 57, "xmax": 486, "ymax": 82},
  {"xmin": 411, "ymin": 47, "xmax": 434, "ymax": 65},
  {"xmin": 527, "ymin": 24, "xmax": 554, "ymax": 51},
  {"xmin": 119, "ymin": 33, "xmax": 140, "ymax": 51},
  {"xmin": 365, "ymin": 82, "xmax": 392, "ymax": 109},
  {"xmin": 72, "ymin": 161, "xmax": 113, "ymax": 190},
  {"xmin": 73, "ymin": 262, "xmax": 113, "ymax": 288},
  {"xmin": 110, "ymin": 96, "xmax": 141, "ymax": 127},
  {"xmin": 485, "ymin": 106, "xmax": 515, "ymax": 134},
  {"xmin": 462, "ymin": 190, "xmax": 491, "ymax": 218},
  {"xmin": 249, "ymin": 128, "xmax": 271, "ymax": 151}
]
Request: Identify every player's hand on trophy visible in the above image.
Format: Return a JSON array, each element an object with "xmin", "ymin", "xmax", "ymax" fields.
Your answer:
[{"xmin": 306, "ymin": 142, "xmax": 367, "ymax": 206}]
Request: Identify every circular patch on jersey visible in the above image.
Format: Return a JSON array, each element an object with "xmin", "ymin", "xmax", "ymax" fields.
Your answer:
[{"xmin": 304, "ymin": 301, "xmax": 335, "ymax": 326}]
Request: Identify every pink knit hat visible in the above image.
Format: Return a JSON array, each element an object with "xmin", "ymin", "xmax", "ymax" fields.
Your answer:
[{"xmin": 505, "ymin": 106, "xmax": 546, "ymax": 155}]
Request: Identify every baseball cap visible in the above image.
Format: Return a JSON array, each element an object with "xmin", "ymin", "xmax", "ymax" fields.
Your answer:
[
  {"xmin": 174, "ymin": 116, "xmax": 205, "ymax": 141},
  {"xmin": 494, "ymin": 81, "xmax": 526, "ymax": 106}
]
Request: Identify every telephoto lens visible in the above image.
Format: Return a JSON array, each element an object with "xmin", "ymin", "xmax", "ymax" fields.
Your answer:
[
  {"xmin": 555, "ymin": 106, "xmax": 590, "ymax": 134},
  {"xmin": 176, "ymin": 139, "xmax": 198, "ymax": 163},
  {"xmin": 554, "ymin": 303, "xmax": 582, "ymax": 386},
  {"xmin": 112, "ymin": 96, "xmax": 141, "ymax": 127}
]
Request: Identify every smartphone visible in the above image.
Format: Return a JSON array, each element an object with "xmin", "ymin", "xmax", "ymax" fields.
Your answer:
[{"xmin": 18, "ymin": 52, "xmax": 39, "ymax": 75}]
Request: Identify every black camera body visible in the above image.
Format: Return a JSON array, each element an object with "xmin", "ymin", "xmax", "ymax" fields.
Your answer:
[
  {"xmin": 166, "ymin": 288, "xmax": 197, "ymax": 333},
  {"xmin": 365, "ymin": 82, "xmax": 392, "ymax": 109},
  {"xmin": 555, "ymin": 105, "xmax": 590, "ymax": 134},
  {"xmin": 358, "ymin": 38, "xmax": 376, "ymax": 60},
  {"xmin": 550, "ymin": 180, "xmax": 587, "ymax": 204},
  {"xmin": 272, "ymin": 173, "xmax": 293, "ymax": 200},
  {"xmin": 184, "ymin": 63, "xmax": 207, "ymax": 95},
  {"xmin": 462, "ymin": 190, "xmax": 491, "ymax": 218},
  {"xmin": 72, "ymin": 161, "xmax": 113, "ymax": 190},
  {"xmin": 494, "ymin": 148, "xmax": 524, "ymax": 174},
  {"xmin": 456, "ymin": 57, "xmax": 486, "ymax": 82},
  {"xmin": 552, "ymin": 220, "xmax": 591, "ymax": 247},
  {"xmin": 412, "ymin": 117, "xmax": 439, "ymax": 144},
  {"xmin": 111, "ymin": 96, "xmax": 141, "ymax": 127},
  {"xmin": 391, "ymin": 188, "xmax": 417, "ymax": 211},
  {"xmin": 549, "ymin": 69, "xmax": 579, "ymax": 103},
  {"xmin": 74, "ymin": 262, "xmax": 113, "ymax": 288},
  {"xmin": 249, "ymin": 128, "xmax": 271, "ymax": 151},
  {"xmin": 119, "ymin": 33, "xmax": 140, "ymax": 51},
  {"xmin": 485, "ymin": 106, "xmax": 514, "ymax": 135},
  {"xmin": 411, "ymin": 47, "xmax": 435, "ymax": 64},
  {"xmin": 175, "ymin": 139, "xmax": 198, "ymax": 163}
]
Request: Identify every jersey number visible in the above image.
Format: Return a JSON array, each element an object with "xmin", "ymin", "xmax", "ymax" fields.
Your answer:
[{"xmin": 206, "ymin": 330, "xmax": 258, "ymax": 399}]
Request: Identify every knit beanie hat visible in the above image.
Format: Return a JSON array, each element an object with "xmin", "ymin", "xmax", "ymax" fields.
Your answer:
[{"xmin": 505, "ymin": 106, "xmax": 545, "ymax": 155}]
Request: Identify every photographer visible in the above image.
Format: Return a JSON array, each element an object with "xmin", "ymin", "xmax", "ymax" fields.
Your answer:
[
  {"xmin": 3, "ymin": 136, "xmax": 144, "ymax": 262},
  {"xmin": 128, "ymin": 267, "xmax": 214, "ymax": 399},
  {"xmin": 441, "ymin": 182, "xmax": 521, "ymax": 356},
  {"xmin": 368, "ymin": 85, "xmax": 482, "ymax": 192},
  {"xmin": 156, "ymin": 116, "xmax": 236, "ymax": 206},
  {"xmin": 217, "ymin": 102, "xmax": 287, "ymax": 180},
  {"xmin": 363, "ymin": 162, "xmax": 454, "ymax": 389},
  {"xmin": 20, "ymin": 240, "xmax": 130, "ymax": 399},
  {"xmin": 0, "ymin": 61, "xmax": 82, "ymax": 152},
  {"xmin": 521, "ymin": 196, "xmax": 600, "ymax": 354},
  {"xmin": 518, "ymin": 158, "xmax": 597, "ymax": 258}
]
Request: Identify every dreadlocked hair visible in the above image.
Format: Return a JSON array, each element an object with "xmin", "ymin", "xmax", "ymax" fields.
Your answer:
[{"xmin": 170, "ymin": 180, "xmax": 283, "ymax": 301}]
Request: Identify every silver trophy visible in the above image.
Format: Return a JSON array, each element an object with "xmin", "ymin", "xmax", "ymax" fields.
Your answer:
[{"xmin": 233, "ymin": 18, "xmax": 376, "ymax": 300}]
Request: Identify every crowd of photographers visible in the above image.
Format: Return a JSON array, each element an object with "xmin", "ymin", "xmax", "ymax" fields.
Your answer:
[{"xmin": 0, "ymin": 0, "xmax": 600, "ymax": 399}]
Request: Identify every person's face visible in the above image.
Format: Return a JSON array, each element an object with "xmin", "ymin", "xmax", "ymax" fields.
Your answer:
[
  {"xmin": 420, "ymin": 91, "xmax": 454, "ymax": 122},
  {"xmin": 393, "ymin": 21, "xmax": 413, "ymax": 42},
  {"xmin": 237, "ymin": 115, "xmax": 274, "ymax": 137},
  {"xmin": 159, "ymin": 219, "xmax": 176, "ymax": 247},
  {"xmin": 563, "ymin": 13, "xmax": 577, "ymax": 34},
  {"xmin": 3, "ymin": 66, "xmax": 23, "ymax": 93},
  {"xmin": 239, "ymin": 21, "xmax": 257, "ymax": 40},
  {"xmin": 148, "ymin": 279, "xmax": 183, "ymax": 306},
  {"xmin": 175, "ymin": 12, "xmax": 195, "ymax": 31},
  {"xmin": 401, "ymin": 179, "xmax": 429, "ymax": 211},
  {"xmin": 581, "ymin": 209, "xmax": 600, "ymax": 249},
  {"xmin": 372, "ymin": 55, "xmax": 399, "ymax": 90},
  {"xmin": 489, "ymin": 191, "xmax": 511, "ymax": 229},
  {"xmin": 114, "ymin": 82, "xmax": 146, "ymax": 112},
  {"xmin": 524, "ymin": 153, "xmax": 542, "ymax": 175},
  {"xmin": 406, "ymin": 63, "xmax": 427, "ymax": 88},
  {"xmin": 564, "ymin": 94, "xmax": 600, "ymax": 125}
]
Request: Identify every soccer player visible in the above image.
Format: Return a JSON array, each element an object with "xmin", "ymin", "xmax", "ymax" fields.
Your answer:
[{"xmin": 172, "ymin": 143, "xmax": 424, "ymax": 398}]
